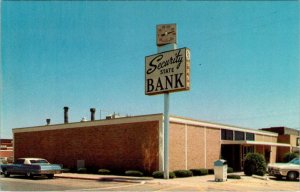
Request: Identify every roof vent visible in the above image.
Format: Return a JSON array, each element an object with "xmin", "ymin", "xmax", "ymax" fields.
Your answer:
[
  {"xmin": 90, "ymin": 108, "xmax": 96, "ymax": 121},
  {"xmin": 64, "ymin": 106, "xmax": 69, "ymax": 124},
  {"xmin": 46, "ymin": 119, "xmax": 51, "ymax": 125}
]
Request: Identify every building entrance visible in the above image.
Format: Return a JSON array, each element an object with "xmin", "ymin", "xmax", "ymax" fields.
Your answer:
[
  {"xmin": 221, "ymin": 144, "xmax": 241, "ymax": 171},
  {"xmin": 221, "ymin": 144, "xmax": 256, "ymax": 171}
]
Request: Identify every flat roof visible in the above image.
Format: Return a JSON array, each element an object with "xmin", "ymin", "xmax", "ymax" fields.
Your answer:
[
  {"xmin": 170, "ymin": 115, "xmax": 278, "ymax": 137},
  {"xmin": 13, "ymin": 113, "xmax": 278, "ymax": 137},
  {"xmin": 13, "ymin": 113, "xmax": 164, "ymax": 133}
]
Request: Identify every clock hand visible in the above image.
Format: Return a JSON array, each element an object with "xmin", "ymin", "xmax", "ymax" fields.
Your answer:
[{"xmin": 161, "ymin": 31, "xmax": 175, "ymax": 37}]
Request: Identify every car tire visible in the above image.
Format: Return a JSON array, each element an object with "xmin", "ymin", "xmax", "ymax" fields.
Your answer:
[
  {"xmin": 26, "ymin": 172, "xmax": 33, "ymax": 179},
  {"xmin": 47, "ymin": 174, "xmax": 54, "ymax": 179},
  {"xmin": 287, "ymin": 171, "xmax": 298, "ymax": 181},
  {"xmin": 3, "ymin": 170, "xmax": 10, "ymax": 177}
]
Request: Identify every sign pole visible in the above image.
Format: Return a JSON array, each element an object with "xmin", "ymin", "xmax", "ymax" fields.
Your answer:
[
  {"xmin": 163, "ymin": 92, "xmax": 170, "ymax": 179},
  {"xmin": 157, "ymin": 43, "xmax": 177, "ymax": 179}
]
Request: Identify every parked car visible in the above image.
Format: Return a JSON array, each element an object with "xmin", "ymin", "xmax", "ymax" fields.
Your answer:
[
  {"xmin": 268, "ymin": 157, "xmax": 300, "ymax": 180},
  {"xmin": 0, "ymin": 158, "xmax": 62, "ymax": 179}
]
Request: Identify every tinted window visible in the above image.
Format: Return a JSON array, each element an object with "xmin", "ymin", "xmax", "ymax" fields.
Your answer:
[
  {"xmin": 30, "ymin": 159, "xmax": 49, "ymax": 164},
  {"xmin": 289, "ymin": 158, "xmax": 299, "ymax": 165},
  {"xmin": 221, "ymin": 129, "xmax": 233, "ymax": 140},
  {"xmin": 15, "ymin": 159, "xmax": 25, "ymax": 164},
  {"xmin": 235, "ymin": 131, "xmax": 245, "ymax": 140},
  {"xmin": 246, "ymin": 133, "xmax": 255, "ymax": 141}
]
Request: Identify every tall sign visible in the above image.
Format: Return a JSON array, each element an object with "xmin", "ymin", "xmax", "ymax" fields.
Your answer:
[
  {"xmin": 145, "ymin": 23, "xmax": 190, "ymax": 179},
  {"xmin": 145, "ymin": 48, "xmax": 190, "ymax": 95}
]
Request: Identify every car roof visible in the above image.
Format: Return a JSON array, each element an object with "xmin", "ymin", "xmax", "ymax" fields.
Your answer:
[{"xmin": 18, "ymin": 158, "xmax": 47, "ymax": 161}]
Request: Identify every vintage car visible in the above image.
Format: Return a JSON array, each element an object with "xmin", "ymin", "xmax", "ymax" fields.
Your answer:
[
  {"xmin": 268, "ymin": 157, "xmax": 300, "ymax": 180},
  {"xmin": 0, "ymin": 158, "xmax": 62, "ymax": 179}
]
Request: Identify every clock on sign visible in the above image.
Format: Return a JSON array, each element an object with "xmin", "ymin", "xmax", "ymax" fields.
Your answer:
[{"xmin": 156, "ymin": 24, "xmax": 177, "ymax": 46}]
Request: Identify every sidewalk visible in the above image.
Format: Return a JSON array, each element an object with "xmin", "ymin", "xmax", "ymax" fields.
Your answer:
[{"xmin": 55, "ymin": 173, "xmax": 154, "ymax": 183}]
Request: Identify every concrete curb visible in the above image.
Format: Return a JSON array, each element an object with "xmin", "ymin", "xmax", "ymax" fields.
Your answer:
[
  {"xmin": 112, "ymin": 179, "xmax": 146, "ymax": 184},
  {"xmin": 55, "ymin": 175, "xmax": 98, "ymax": 181},
  {"xmin": 252, "ymin": 175, "xmax": 269, "ymax": 181}
]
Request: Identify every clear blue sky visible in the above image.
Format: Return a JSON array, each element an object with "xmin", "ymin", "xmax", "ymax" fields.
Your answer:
[{"xmin": 1, "ymin": 1, "xmax": 299, "ymax": 138}]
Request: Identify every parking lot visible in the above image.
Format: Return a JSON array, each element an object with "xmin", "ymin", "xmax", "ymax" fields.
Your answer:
[{"xmin": 1, "ymin": 173, "xmax": 299, "ymax": 191}]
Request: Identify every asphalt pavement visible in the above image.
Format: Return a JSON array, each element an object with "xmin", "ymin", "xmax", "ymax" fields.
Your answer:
[
  {"xmin": 54, "ymin": 172, "xmax": 300, "ymax": 191},
  {"xmin": 1, "ymin": 172, "xmax": 299, "ymax": 191}
]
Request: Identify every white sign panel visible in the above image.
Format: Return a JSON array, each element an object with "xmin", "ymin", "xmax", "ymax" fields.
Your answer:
[{"xmin": 145, "ymin": 48, "xmax": 190, "ymax": 95}]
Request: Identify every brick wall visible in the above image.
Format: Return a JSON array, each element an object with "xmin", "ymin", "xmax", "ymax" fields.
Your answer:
[
  {"xmin": 169, "ymin": 123, "xmax": 186, "ymax": 171},
  {"xmin": 277, "ymin": 147, "xmax": 291, "ymax": 162},
  {"xmin": 255, "ymin": 134, "xmax": 277, "ymax": 143},
  {"xmin": 289, "ymin": 135, "xmax": 299, "ymax": 147},
  {"xmin": 169, "ymin": 122, "xmax": 221, "ymax": 171},
  {"xmin": 205, "ymin": 128, "xmax": 221, "ymax": 169},
  {"xmin": 0, "ymin": 150, "xmax": 13, "ymax": 158},
  {"xmin": 14, "ymin": 121, "xmax": 159, "ymax": 174},
  {"xmin": 278, "ymin": 135, "xmax": 291, "ymax": 144},
  {"xmin": 187, "ymin": 124, "xmax": 205, "ymax": 169},
  {"xmin": 276, "ymin": 134, "xmax": 298, "ymax": 162}
]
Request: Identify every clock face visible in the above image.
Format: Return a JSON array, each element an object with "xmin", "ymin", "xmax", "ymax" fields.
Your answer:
[{"xmin": 156, "ymin": 24, "xmax": 177, "ymax": 46}]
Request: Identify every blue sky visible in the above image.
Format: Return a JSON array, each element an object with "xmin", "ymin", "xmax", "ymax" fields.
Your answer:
[{"xmin": 1, "ymin": 1, "xmax": 299, "ymax": 138}]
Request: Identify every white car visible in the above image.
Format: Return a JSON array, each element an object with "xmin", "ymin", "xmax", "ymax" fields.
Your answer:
[{"xmin": 268, "ymin": 158, "xmax": 300, "ymax": 180}]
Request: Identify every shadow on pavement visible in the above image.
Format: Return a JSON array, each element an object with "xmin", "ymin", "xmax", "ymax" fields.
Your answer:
[
  {"xmin": 97, "ymin": 176, "xmax": 153, "ymax": 182},
  {"xmin": 268, "ymin": 176, "xmax": 300, "ymax": 182},
  {"xmin": 2, "ymin": 175, "xmax": 54, "ymax": 180}
]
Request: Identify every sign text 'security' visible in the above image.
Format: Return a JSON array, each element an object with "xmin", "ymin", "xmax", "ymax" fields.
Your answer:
[
  {"xmin": 146, "ymin": 50, "xmax": 183, "ymax": 75},
  {"xmin": 145, "ymin": 48, "xmax": 190, "ymax": 95}
]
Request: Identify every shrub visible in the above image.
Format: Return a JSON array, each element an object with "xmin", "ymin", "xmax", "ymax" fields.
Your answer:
[
  {"xmin": 87, "ymin": 167, "xmax": 99, "ymax": 174},
  {"xmin": 125, "ymin": 170, "xmax": 144, "ymax": 177},
  {"xmin": 190, "ymin": 169, "xmax": 208, "ymax": 176},
  {"xmin": 173, "ymin": 170, "xmax": 193, "ymax": 178},
  {"xmin": 227, "ymin": 174, "xmax": 241, "ymax": 179},
  {"xmin": 168, "ymin": 172, "xmax": 176, "ymax": 179},
  {"xmin": 98, "ymin": 169, "xmax": 111, "ymax": 175},
  {"xmin": 77, "ymin": 168, "xmax": 87, "ymax": 173},
  {"xmin": 283, "ymin": 152, "xmax": 299, "ymax": 163},
  {"xmin": 152, "ymin": 171, "xmax": 176, "ymax": 179},
  {"xmin": 62, "ymin": 168, "xmax": 71, "ymax": 173},
  {"xmin": 208, "ymin": 169, "xmax": 214, "ymax": 174},
  {"xmin": 227, "ymin": 167, "xmax": 234, "ymax": 173},
  {"xmin": 243, "ymin": 153, "xmax": 266, "ymax": 176}
]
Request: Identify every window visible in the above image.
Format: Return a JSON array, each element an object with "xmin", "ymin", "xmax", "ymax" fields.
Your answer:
[
  {"xmin": 235, "ymin": 131, "xmax": 245, "ymax": 140},
  {"xmin": 30, "ymin": 159, "xmax": 49, "ymax": 164},
  {"xmin": 246, "ymin": 133, "xmax": 255, "ymax": 141},
  {"xmin": 221, "ymin": 129, "xmax": 233, "ymax": 140},
  {"xmin": 15, "ymin": 159, "xmax": 25, "ymax": 164}
]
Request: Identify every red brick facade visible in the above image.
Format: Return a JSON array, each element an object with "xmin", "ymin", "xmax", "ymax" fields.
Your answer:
[
  {"xmin": 0, "ymin": 139, "xmax": 13, "ymax": 161},
  {"xmin": 13, "ymin": 114, "xmax": 287, "ymax": 174},
  {"xmin": 14, "ymin": 121, "xmax": 159, "ymax": 174}
]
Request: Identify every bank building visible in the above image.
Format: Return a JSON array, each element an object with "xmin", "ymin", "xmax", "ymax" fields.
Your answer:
[{"xmin": 12, "ymin": 107, "xmax": 299, "ymax": 174}]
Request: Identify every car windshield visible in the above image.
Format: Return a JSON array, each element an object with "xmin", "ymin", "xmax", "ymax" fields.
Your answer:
[
  {"xmin": 289, "ymin": 158, "xmax": 300, "ymax": 165},
  {"xmin": 30, "ymin": 159, "xmax": 49, "ymax": 164}
]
